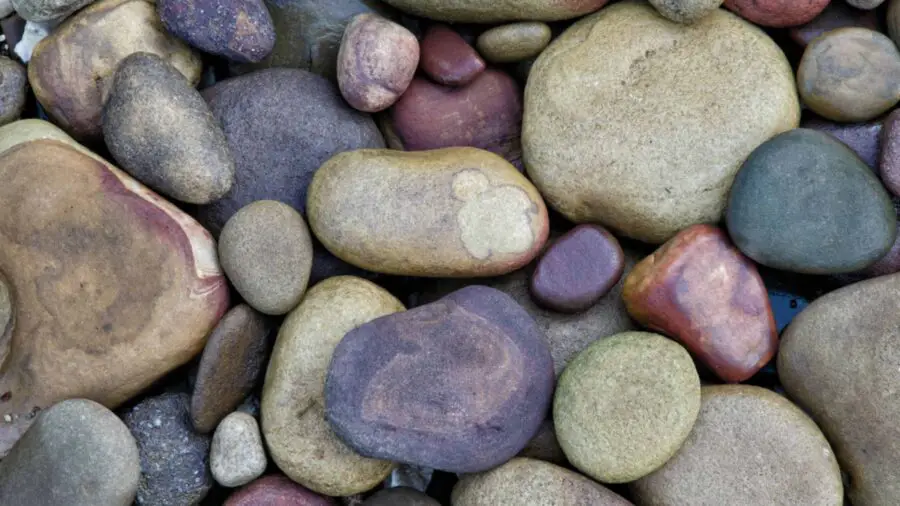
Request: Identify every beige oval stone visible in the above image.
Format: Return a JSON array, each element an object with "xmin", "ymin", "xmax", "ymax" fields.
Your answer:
[
  {"xmin": 261, "ymin": 276, "xmax": 404, "ymax": 496},
  {"xmin": 308, "ymin": 148, "xmax": 549, "ymax": 277},
  {"xmin": 476, "ymin": 22, "xmax": 552, "ymax": 63},
  {"xmin": 523, "ymin": 1, "xmax": 799, "ymax": 244},
  {"xmin": 381, "ymin": 0, "xmax": 609, "ymax": 23}
]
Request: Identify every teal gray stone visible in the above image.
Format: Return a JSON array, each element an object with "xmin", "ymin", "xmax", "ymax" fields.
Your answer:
[{"xmin": 727, "ymin": 128, "xmax": 896, "ymax": 274}]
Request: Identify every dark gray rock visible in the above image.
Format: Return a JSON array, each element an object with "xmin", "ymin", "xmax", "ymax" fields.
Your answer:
[
  {"xmin": 158, "ymin": 0, "xmax": 276, "ymax": 63},
  {"xmin": 363, "ymin": 487, "xmax": 439, "ymax": 506},
  {"xmin": 0, "ymin": 56, "xmax": 26, "ymax": 127}
]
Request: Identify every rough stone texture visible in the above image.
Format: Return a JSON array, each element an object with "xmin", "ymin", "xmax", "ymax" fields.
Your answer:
[
  {"xmin": 262, "ymin": 276, "xmax": 403, "ymax": 496},
  {"xmin": 308, "ymin": 148, "xmax": 548, "ymax": 277},
  {"xmin": 727, "ymin": 128, "xmax": 897, "ymax": 274},
  {"xmin": 476, "ymin": 22, "xmax": 552, "ymax": 63},
  {"xmin": 623, "ymin": 224, "xmax": 777, "ymax": 382},
  {"xmin": 27, "ymin": 0, "xmax": 202, "ymax": 141},
  {"xmin": 385, "ymin": 71, "xmax": 523, "ymax": 169},
  {"xmin": 452, "ymin": 458, "xmax": 633, "ymax": 506},
  {"xmin": 880, "ymin": 109, "xmax": 900, "ymax": 197},
  {"xmin": 191, "ymin": 304, "xmax": 273, "ymax": 434},
  {"xmin": 11, "ymin": 0, "xmax": 94, "ymax": 21},
  {"xmin": 364, "ymin": 487, "xmax": 439, "ymax": 506},
  {"xmin": 790, "ymin": 1, "xmax": 881, "ymax": 47},
  {"xmin": 0, "ymin": 56, "xmax": 26, "ymax": 127},
  {"xmin": 0, "ymin": 0, "xmax": 13, "ymax": 17},
  {"xmin": 102, "ymin": 52, "xmax": 235, "ymax": 204},
  {"xmin": 211, "ymin": 412, "xmax": 267, "ymax": 488},
  {"xmin": 530, "ymin": 224, "xmax": 624, "ymax": 314},
  {"xmin": 219, "ymin": 200, "xmax": 313, "ymax": 315},
  {"xmin": 631, "ymin": 385, "xmax": 844, "ymax": 506},
  {"xmin": 723, "ymin": 0, "xmax": 829, "ymax": 27},
  {"xmin": 381, "ymin": 0, "xmax": 609, "ymax": 22},
  {"xmin": 778, "ymin": 273, "xmax": 900, "ymax": 506},
  {"xmin": 225, "ymin": 475, "xmax": 337, "ymax": 505},
  {"xmin": 325, "ymin": 285, "xmax": 555, "ymax": 473},
  {"xmin": 802, "ymin": 114, "xmax": 882, "ymax": 170},
  {"xmin": 0, "ymin": 120, "xmax": 229, "ymax": 457},
  {"xmin": 158, "ymin": 0, "xmax": 275, "ymax": 63},
  {"xmin": 798, "ymin": 28, "xmax": 900, "ymax": 123},
  {"xmin": 554, "ymin": 332, "xmax": 701, "ymax": 483},
  {"xmin": 0, "ymin": 399, "xmax": 140, "ymax": 506},
  {"xmin": 518, "ymin": 420, "xmax": 567, "ymax": 465},
  {"xmin": 124, "ymin": 393, "xmax": 212, "ymax": 505},
  {"xmin": 337, "ymin": 13, "xmax": 418, "ymax": 113},
  {"xmin": 524, "ymin": 1, "xmax": 800, "ymax": 244},
  {"xmin": 419, "ymin": 24, "xmax": 485, "ymax": 86},
  {"xmin": 649, "ymin": 0, "xmax": 723, "ymax": 23}
]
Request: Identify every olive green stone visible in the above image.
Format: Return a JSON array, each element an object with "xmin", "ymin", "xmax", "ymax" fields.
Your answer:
[{"xmin": 476, "ymin": 22, "xmax": 552, "ymax": 63}]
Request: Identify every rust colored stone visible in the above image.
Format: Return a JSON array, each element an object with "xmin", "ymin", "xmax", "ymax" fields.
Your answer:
[
  {"xmin": 724, "ymin": 0, "xmax": 830, "ymax": 28},
  {"xmin": 622, "ymin": 224, "xmax": 777, "ymax": 383},
  {"xmin": 419, "ymin": 24, "xmax": 485, "ymax": 87},
  {"xmin": 225, "ymin": 475, "xmax": 336, "ymax": 506}
]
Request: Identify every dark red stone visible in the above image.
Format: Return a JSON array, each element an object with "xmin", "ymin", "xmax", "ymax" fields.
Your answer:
[
  {"xmin": 789, "ymin": 1, "xmax": 880, "ymax": 47},
  {"xmin": 324, "ymin": 285, "xmax": 554, "ymax": 474},
  {"xmin": 724, "ymin": 0, "xmax": 830, "ymax": 28},
  {"xmin": 419, "ymin": 24, "xmax": 485, "ymax": 87},
  {"xmin": 225, "ymin": 475, "xmax": 335, "ymax": 506},
  {"xmin": 803, "ymin": 115, "xmax": 882, "ymax": 170},
  {"xmin": 529, "ymin": 224, "xmax": 624, "ymax": 314}
]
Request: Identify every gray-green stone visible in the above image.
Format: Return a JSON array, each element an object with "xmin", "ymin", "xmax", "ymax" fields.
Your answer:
[{"xmin": 727, "ymin": 128, "xmax": 896, "ymax": 274}]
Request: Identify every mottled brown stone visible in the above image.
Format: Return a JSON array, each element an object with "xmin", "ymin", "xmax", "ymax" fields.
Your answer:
[{"xmin": 419, "ymin": 24, "xmax": 485, "ymax": 87}]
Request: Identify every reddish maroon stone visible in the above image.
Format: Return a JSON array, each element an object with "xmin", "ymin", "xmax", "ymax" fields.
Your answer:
[
  {"xmin": 225, "ymin": 475, "xmax": 335, "ymax": 506},
  {"xmin": 803, "ymin": 115, "xmax": 882, "ymax": 170},
  {"xmin": 724, "ymin": 0, "xmax": 830, "ymax": 28},
  {"xmin": 385, "ymin": 70, "xmax": 522, "ymax": 168},
  {"xmin": 880, "ymin": 109, "xmax": 900, "ymax": 197},
  {"xmin": 530, "ymin": 224, "xmax": 624, "ymax": 314},
  {"xmin": 789, "ymin": 2, "xmax": 880, "ymax": 47},
  {"xmin": 419, "ymin": 24, "xmax": 485, "ymax": 87},
  {"xmin": 622, "ymin": 224, "xmax": 778, "ymax": 383}
]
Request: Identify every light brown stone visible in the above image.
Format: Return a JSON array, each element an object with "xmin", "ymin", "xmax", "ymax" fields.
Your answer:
[{"xmin": 475, "ymin": 22, "xmax": 551, "ymax": 63}]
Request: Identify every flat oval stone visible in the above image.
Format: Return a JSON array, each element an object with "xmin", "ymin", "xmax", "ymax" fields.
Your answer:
[
  {"xmin": 27, "ymin": 0, "xmax": 202, "ymax": 141},
  {"xmin": 419, "ymin": 24, "xmax": 485, "ymax": 86},
  {"xmin": 324, "ymin": 285, "xmax": 555, "ymax": 473},
  {"xmin": 723, "ymin": 0, "xmax": 829, "ymax": 27},
  {"xmin": 623, "ymin": 224, "xmax": 777, "ymax": 382},
  {"xmin": 880, "ymin": 109, "xmax": 900, "ymax": 197},
  {"xmin": 0, "ymin": 56, "xmax": 25, "ymax": 127},
  {"xmin": 211, "ymin": 412, "xmax": 267, "ymax": 488},
  {"xmin": 530, "ymin": 224, "xmax": 624, "ymax": 314},
  {"xmin": 554, "ymin": 331, "xmax": 701, "ymax": 483},
  {"xmin": 524, "ymin": 2, "xmax": 799, "ymax": 244},
  {"xmin": 0, "ymin": 399, "xmax": 140, "ymax": 506},
  {"xmin": 802, "ymin": 114, "xmax": 882, "ymax": 170},
  {"xmin": 191, "ymin": 304, "xmax": 273, "ymax": 434},
  {"xmin": 308, "ymin": 148, "xmax": 548, "ymax": 277},
  {"xmin": 381, "ymin": 0, "xmax": 609, "ymax": 22},
  {"xmin": 798, "ymin": 28, "xmax": 900, "ymax": 122},
  {"xmin": 102, "ymin": 52, "xmax": 235, "ymax": 204},
  {"xmin": 778, "ymin": 272, "xmax": 900, "ymax": 506},
  {"xmin": 261, "ymin": 276, "xmax": 403, "ymax": 496},
  {"xmin": 649, "ymin": 0, "xmax": 723, "ymax": 23},
  {"xmin": 364, "ymin": 488, "xmax": 439, "ymax": 506},
  {"xmin": 452, "ymin": 458, "xmax": 633, "ymax": 506},
  {"xmin": 219, "ymin": 200, "xmax": 313, "ymax": 315},
  {"xmin": 475, "ymin": 22, "xmax": 552, "ymax": 63},
  {"xmin": 727, "ymin": 128, "xmax": 897, "ymax": 274},
  {"xmin": 631, "ymin": 385, "xmax": 844, "ymax": 506},
  {"xmin": 384, "ymin": 71, "xmax": 523, "ymax": 169},
  {"xmin": 337, "ymin": 13, "xmax": 418, "ymax": 113},
  {"xmin": 790, "ymin": 2, "xmax": 880, "ymax": 47},
  {"xmin": 158, "ymin": 0, "xmax": 275, "ymax": 63},
  {"xmin": 225, "ymin": 475, "xmax": 336, "ymax": 505}
]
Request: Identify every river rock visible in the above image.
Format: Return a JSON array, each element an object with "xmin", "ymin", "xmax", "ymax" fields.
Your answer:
[
  {"xmin": 124, "ymin": 392, "xmax": 213, "ymax": 505},
  {"xmin": 530, "ymin": 224, "xmax": 624, "ymax": 314},
  {"xmin": 476, "ymin": 22, "xmax": 551, "ymax": 63},
  {"xmin": 381, "ymin": 0, "xmax": 609, "ymax": 22},
  {"xmin": 790, "ymin": 1, "xmax": 881, "ymax": 47},
  {"xmin": 632, "ymin": 385, "xmax": 844, "ymax": 506},
  {"xmin": 798, "ymin": 28, "xmax": 900, "ymax": 122},
  {"xmin": 364, "ymin": 488, "xmax": 439, "ymax": 506},
  {"xmin": 0, "ymin": 0, "xmax": 13, "ymax": 17},
  {"xmin": 102, "ymin": 52, "xmax": 235, "ymax": 204},
  {"xmin": 219, "ymin": 201, "xmax": 313, "ymax": 315},
  {"xmin": 384, "ymin": 71, "xmax": 523, "ymax": 168},
  {"xmin": 28, "ymin": 0, "xmax": 202, "ymax": 141},
  {"xmin": 191, "ymin": 304, "xmax": 273, "ymax": 434},
  {"xmin": 11, "ymin": 0, "xmax": 93, "ymax": 21},
  {"xmin": 419, "ymin": 24, "xmax": 485, "ymax": 86},
  {"xmin": 554, "ymin": 332, "xmax": 700, "ymax": 483},
  {"xmin": 649, "ymin": 0, "xmax": 723, "ymax": 23},
  {"xmin": 623, "ymin": 224, "xmax": 777, "ymax": 382},
  {"xmin": 0, "ymin": 56, "xmax": 25, "ymax": 126},
  {"xmin": 880, "ymin": 109, "xmax": 900, "ymax": 196},
  {"xmin": 226, "ymin": 475, "xmax": 337, "ymax": 505},
  {"xmin": 211, "ymin": 412, "xmax": 267, "ymax": 488},
  {"xmin": 0, "ymin": 120, "xmax": 229, "ymax": 457},
  {"xmin": 778, "ymin": 272, "xmax": 900, "ymax": 506},
  {"xmin": 158, "ymin": 0, "xmax": 275, "ymax": 63},
  {"xmin": 308, "ymin": 148, "xmax": 548, "ymax": 277},
  {"xmin": 452, "ymin": 458, "xmax": 632, "ymax": 506},
  {"xmin": 524, "ymin": 1, "xmax": 800, "ymax": 244},
  {"xmin": 848, "ymin": 0, "xmax": 885, "ymax": 8},
  {"xmin": 727, "ymin": 128, "xmax": 896, "ymax": 274},
  {"xmin": 325, "ymin": 285, "xmax": 555, "ymax": 473},
  {"xmin": 261, "ymin": 276, "xmax": 403, "ymax": 496},
  {"xmin": 337, "ymin": 13, "xmax": 418, "ymax": 113},
  {"xmin": 723, "ymin": 0, "xmax": 829, "ymax": 27},
  {"xmin": 803, "ymin": 114, "xmax": 882, "ymax": 170},
  {"xmin": 0, "ymin": 399, "xmax": 140, "ymax": 506}
]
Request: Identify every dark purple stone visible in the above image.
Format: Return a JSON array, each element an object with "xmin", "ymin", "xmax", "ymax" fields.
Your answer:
[
  {"xmin": 880, "ymin": 109, "xmax": 900, "ymax": 196},
  {"xmin": 418, "ymin": 24, "xmax": 485, "ymax": 87},
  {"xmin": 802, "ymin": 115, "xmax": 882, "ymax": 170},
  {"xmin": 225, "ymin": 475, "xmax": 335, "ymax": 505},
  {"xmin": 530, "ymin": 224, "xmax": 625, "ymax": 314},
  {"xmin": 324, "ymin": 285, "xmax": 554, "ymax": 474},
  {"xmin": 789, "ymin": 2, "xmax": 881, "ymax": 48}
]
